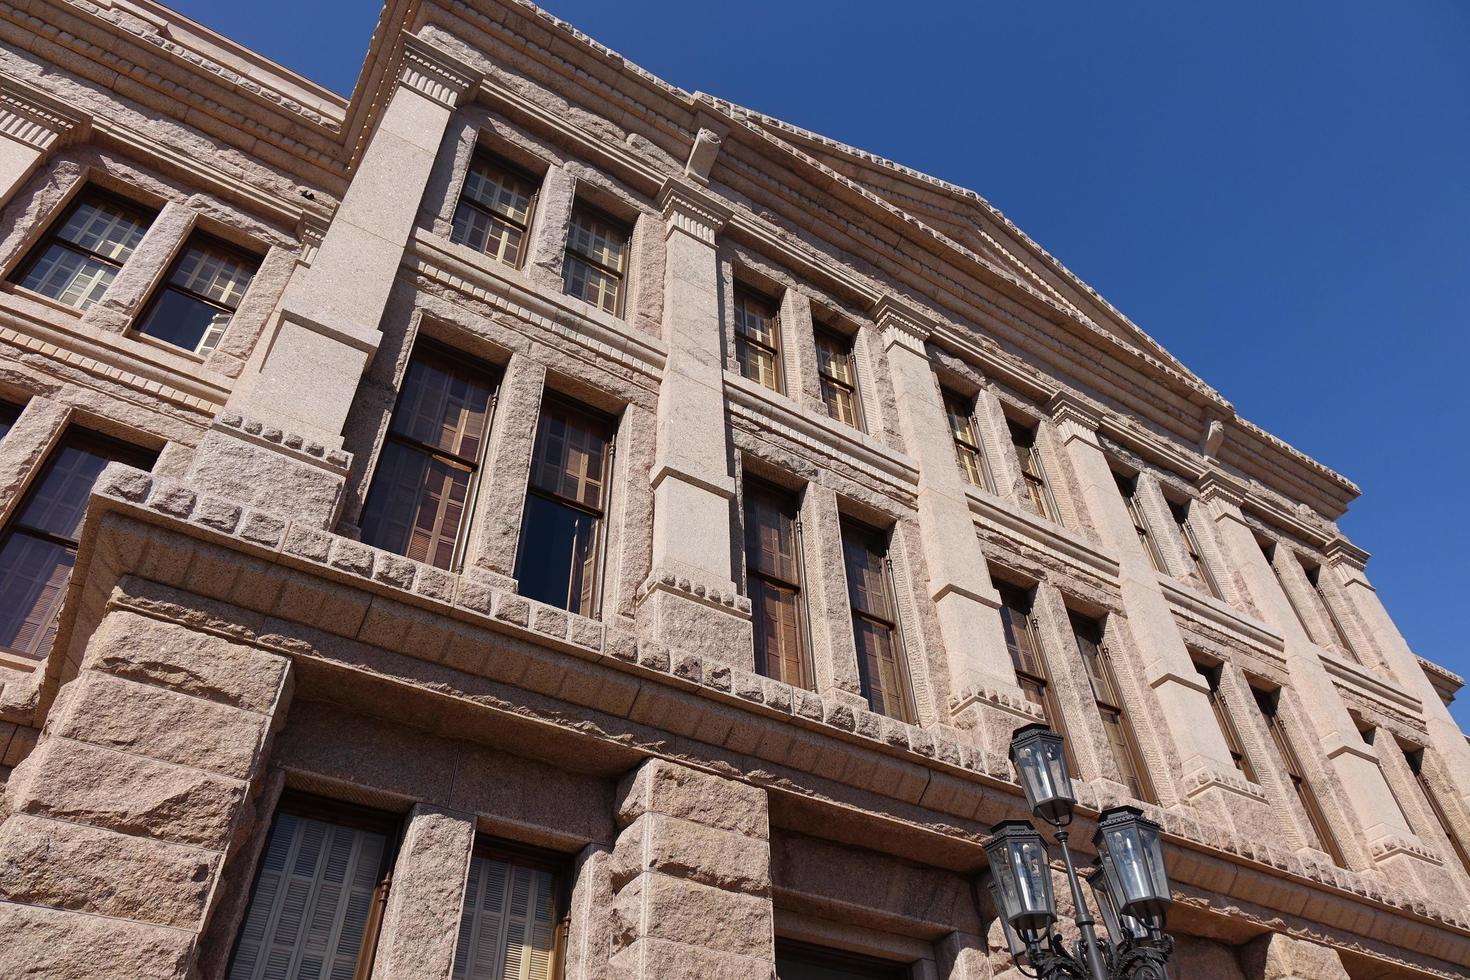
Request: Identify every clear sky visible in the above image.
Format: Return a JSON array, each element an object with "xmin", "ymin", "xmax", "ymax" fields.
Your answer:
[{"xmin": 169, "ymin": 1, "xmax": 1470, "ymax": 728}]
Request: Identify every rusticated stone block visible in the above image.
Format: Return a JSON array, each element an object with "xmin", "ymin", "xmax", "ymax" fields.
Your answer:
[
  {"xmin": 616, "ymin": 758, "xmax": 767, "ymax": 839},
  {"xmin": 611, "ymin": 812, "xmax": 771, "ymax": 896},
  {"xmin": 87, "ymin": 610, "xmax": 288, "ymax": 713},
  {"xmin": 1241, "ymin": 932, "xmax": 1351, "ymax": 980},
  {"xmin": 0, "ymin": 902, "xmax": 194, "ymax": 980},
  {"xmin": 13, "ymin": 738, "xmax": 244, "ymax": 849},
  {"xmin": 51, "ymin": 672, "xmax": 267, "ymax": 780},
  {"xmin": 0, "ymin": 814, "xmax": 216, "ymax": 929},
  {"xmin": 372, "ymin": 805, "xmax": 476, "ymax": 980},
  {"xmin": 612, "ymin": 872, "xmax": 773, "ymax": 958}
]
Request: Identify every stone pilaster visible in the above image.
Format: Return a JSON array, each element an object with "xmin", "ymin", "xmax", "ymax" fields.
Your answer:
[
  {"xmin": 1197, "ymin": 472, "xmax": 1418, "ymax": 864},
  {"xmin": 469, "ymin": 355, "xmax": 548, "ymax": 587},
  {"xmin": 1323, "ymin": 537, "xmax": 1470, "ymax": 819},
  {"xmin": 0, "ymin": 75, "xmax": 89, "ymax": 205},
  {"xmin": 197, "ymin": 33, "xmax": 481, "ymax": 527},
  {"xmin": 608, "ymin": 759, "xmax": 773, "ymax": 980},
  {"xmin": 638, "ymin": 178, "xmax": 752, "ymax": 664},
  {"xmin": 0, "ymin": 603, "xmax": 292, "ymax": 980},
  {"xmin": 872, "ymin": 296, "xmax": 1022, "ymax": 747},
  {"xmin": 1047, "ymin": 394, "xmax": 1246, "ymax": 813},
  {"xmin": 372, "ymin": 805, "xmax": 477, "ymax": 980}
]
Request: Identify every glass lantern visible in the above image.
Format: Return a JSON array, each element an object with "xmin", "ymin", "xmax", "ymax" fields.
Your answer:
[
  {"xmin": 1009, "ymin": 724, "xmax": 1076, "ymax": 825},
  {"xmin": 1093, "ymin": 806, "xmax": 1171, "ymax": 926},
  {"xmin": 984, "ymin": 820, "xmax": 1057, "ymax": 936},
  {"xmin": 1086, "ymin": 859, "xmax": 1148, "ymax": 942}
]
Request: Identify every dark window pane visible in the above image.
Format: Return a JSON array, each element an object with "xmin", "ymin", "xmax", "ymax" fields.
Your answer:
[
  {"xmin": 753, "ymin": 578, "xmax": 805, "ymax": 688},
  {"xmin": 0, "ymin": 402, "xmax": 18, "ymax": 442},
  {"xmin": 392, "ymin": 357, "xmax": 494, "ymax": 461},
  {"xmin": 777, "ymin": 942, "xmax": 909, "ymax": 980},
  {"xmin": 136, "ymin": 289, "xmax": 229, "ymax": 352},
  {"xmin": 451, "ymin": 155, "xmax": 536, "ymax": 267},
  {"xmin": 745, "ymin": 488, "xmax": 799, "ymax": 582},
  {"xmin": 841, "ymin": 530, "xmax": 891, "ymax": 621},
  {"xmin": 12, "ymin": 192, "xmax": 154, "ymax": 310},
  {"xmin": 529, "ymin": 404, "xmax": 611, "ymax": 510},
  {"xmin": 0, "ymin": 432, "xmax": 154, "ymax": 659},
  {"xmin": 840, "ymin": 522, "xmax": 911, "ymax": 722},
  {"xmin": 734, "ymin": 289, "xmax": 782, "ymax": 391},
  {"xmin": 518, "ymin": 493, "xmax": 599, "ymax": 614}
]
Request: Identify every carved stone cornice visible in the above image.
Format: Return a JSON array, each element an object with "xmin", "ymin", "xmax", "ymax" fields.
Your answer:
[
  {"xmin": 1196, "ymin": 468, "xmax": 1249, "ymax": 510},
  {"xmin": 1046, "ymin": 390, "xmax": 1103, "ymax": 446},
  {"xmin": 657, "ymin": 177, "xmax": 731, "ymax": 244},
  {"xmin": 0, "ymin": 74, "xmax": 90, "ymax": 152},
  {"xmin": 871, "ymin": 294, "xmax": 935, "ymax": 354},
  {"xmin": 1323, "ymin": 536, "xmax": 1370, "ymax": 573},
  {"xmin": 398, "ymin": 33, "xmax": 481, "ymax": 110}
]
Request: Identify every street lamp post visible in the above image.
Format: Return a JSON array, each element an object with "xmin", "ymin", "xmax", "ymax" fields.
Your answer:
[{"xmin": 985, "ymin": 724, "xmax": 1176, "ymax": 980}]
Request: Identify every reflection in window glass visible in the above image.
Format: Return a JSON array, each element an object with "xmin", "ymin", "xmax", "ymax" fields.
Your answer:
[
  {"xmin": 563, "ymin": 206, "xmax": 628, "ymax": 315},
  {"xmin": 840, "ymin": 521, "xmax": 912, "ymax": 722},
  {"xmin": 734, "ymin": 288, "xmax": 782, "ymax": 391},
  {"xmin": 12, "ymin": 191, "xmax": 155, "ymax": 310},
  {"xmin": 451, "ymin": 154, "xmax": 538, "ymax": 267},
  {"xmin": 136, "ymin": 236, "xmax": 258, "ymax": 355}
]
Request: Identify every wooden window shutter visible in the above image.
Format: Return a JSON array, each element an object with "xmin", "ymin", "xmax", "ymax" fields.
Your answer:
[{"xmin": 452, "ymin": 854, "xmax": 558, "ymax": 980}]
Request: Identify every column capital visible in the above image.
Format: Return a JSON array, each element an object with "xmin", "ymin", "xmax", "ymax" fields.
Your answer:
[
  {"xmin": 871, "ymin": 294, "xmax": 935, "ymax": 354},
  {"xmin": 1045, "ymin": 390, "xmax": 1102, "ymax": 446},
  {"xmin": 658, "ymin": 176, "xmax": 731, "ymax": 243},
  {"xmin": 1196, "ymin": 468, "xmax": 1249, "ymax": 508},
  {"xmin": 1323, "ymin": 535, "xmax": 1370, "ymax": 573},
  {"xmin": 0, "ymin": 75, "xmax": 91, "ymax": 152},
  {"xmin": 398, "ymin": 32, "xmax": 481, "ymax": 109}
]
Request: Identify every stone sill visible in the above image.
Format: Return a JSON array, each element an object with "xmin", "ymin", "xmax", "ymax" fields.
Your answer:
[
  {"xmin": 966, "ymin": 485, "xmax": 1119, "ymax": 584},
  {"xmin": 1156, "ymin": 574, "xmax": 1285, "ymax": 659},
  {"xmin": 40, "ymin": 463, "xmax": 1470, "ymax": 951}
]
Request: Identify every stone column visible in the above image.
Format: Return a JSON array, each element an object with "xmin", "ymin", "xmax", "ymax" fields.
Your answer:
[
  {"xmin": 638, "ymin": 178, "xmax": 752, "ymax": 663},
  {"xmin": 1046, "ymin": 395, "xmax": 1243, "ymax": 805},
  {"xmin": 372, "ymin": 805, "xmax": 477, "ymax": 980},
  {"xmin": 0, "ymin": 76, "xmax": 88, "ymax": 205},
  {"xmin": 1324, "ymin": 538, "xmax": 1470, "ymax": 814},
  {"xmin": 0, "ymin": 603, "xmax": 292, "ymax": 980},
  {"xmin": 608, "ymin": 759, "xmax": 773, "ymax": 980},
  {"xmin": 190, "ymin": 33, "xmax": 480, "ymax": 528},
  {"xmin": 871, "ymin": 297, "xmax": 1019, "ymax": 729},
  {"xmin": 1197, "ymin": 472, "xmax": 1417, "ymax": 857}
]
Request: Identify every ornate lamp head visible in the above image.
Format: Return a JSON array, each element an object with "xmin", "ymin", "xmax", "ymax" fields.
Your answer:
[
  {"xmin": 1093, "ymin": 806, "xmax": 1171, "ymax": 928},
  {"xmin": 1009, "ymin": 724, "xmax": 1076, "ymax": 826},
  {"xmin": 985, "ymin": 820, "xmax": 1057, "ymax": 936}
]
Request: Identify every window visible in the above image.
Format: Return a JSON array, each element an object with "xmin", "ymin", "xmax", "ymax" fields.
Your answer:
[
  {"xmin": 1168, "ymin": 498, "xmax": 1222, "ymax": 599},
  {"xmin": 135, "ymin": 234, "xmax": 259, "ymax": 355},
  {"xmin": 227, "ymin": 797, "xmax": 396, "ymax": 980},
  {"xmin": 11, "ymin": 188, "xmax": 155, "ymax": 310},
  {"xmin": 0, "ymin": 429, "xmax": 155, "ymax": 659},
  {"xmin": 360, "ymin": 346, "xmax": 499, "ymax": 571},
  {"xmin": 1115, "ymin": 472, "xmax": 1164, "ymax": 572},
  {"xmin": 1251, "ymin": 686, "xmax": 1346, "ymax": 865},
  {"xmin": 776, "ymin": 940, "xmax": 910, "ymax": 980},
  {"xmin": 452, "ymin": 843, "xmax": 562, "ymax": 980},
  {"xmin": 943, "ymin": 389, "xmax": 991, "ymax": 490},
  {"xmin": 997, "ymin": 582, "xmax": 1075, "ymax": 772},
  {"xmin": 814, "ymin": 327, "xmax": 863, "ymax": 429},
  {"xmin": 562, "ymin": 205, "xmax": 628, "ymax": 315},
  {"xmin": 516, "ymin": 397, "xmax": 614, "ymax": 617},
  {"xmin": 1194, "ymin": 661, "xmax": 1255, "ymax": 782},
  {"xmin": 1070, "ymin": 612, "xmax": 1154, "ymax": 803},
  {"xmin": 1007, "ymin": 420, "xmax": 1057, "ymax": 521},
  {"xmin": 840, "ymin": 520, "xmax": 914, "ymax": 722},
  {"xmin": 733, "ymin": 287, "xmax": 782, "ymax": 392},
  {"xmin": 1406, "ymin": 748, "xmax": 1470, "ymax": 876},
  {"xmin": 1301, "ymin": 561, "xmax": 1359, "ymax": 662},
  {"xmin": 0, "ymin": 401, "xmax": 19, "ymax": 442},
  {"xmin": 451, "ymin": 153, "xmax": 538, "ymax": 268},
  {"xmin": 744, "ymin": 479, "xmax": 809, "ymax": 688}
]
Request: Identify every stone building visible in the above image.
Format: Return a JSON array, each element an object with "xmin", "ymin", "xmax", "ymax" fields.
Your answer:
[{"xmin": 0, "ymin": 0, "xmax": 1466, "ymax": 977}]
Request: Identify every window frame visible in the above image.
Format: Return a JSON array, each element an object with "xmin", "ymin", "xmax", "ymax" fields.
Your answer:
[
  {"xmin": 732, "ymin": 285, "xmax": 785, "ymax": 393},
  {"xmin": 813, "ymin": 325, "xmax": 865, "ymax": 431},
  {"xmin": 562, "ymin": 201, "xmax": 630, "ymax": 317},
  {"xmin": 839, "ymin": 517, "xmax": 916, "ymax": 724},
  {"xmin": 134, "ymin": 231, "xmax": 261, "ymax": 356},
  {"xmin": 1251, "ymin": 685, "xmax": 1347, "ymax": 865},
  {"xmin": 454, "ymin": 836, "xmax": 572, "ymax": 980},
  {"xmin": 1167, "ymin": 497, "xmax": 1223, "ymax": 599},
  {"xmin": 1069, "ymin": 611, "xmax": 1155, "ymax": 803},
  {"xmin": 9, "ymin": 186, "xmax": 158, "ymax": 310},
  {"xmin": 1194, "ymin": 660, "xmax": 1256, "ymax": 783},
  {"xmin": 775, "ymin": 938, "xmax": 912, "ymax": 980},
  {"xmin": 742, "ymin": 477, "xmax": 813, "ymax": 690},
  {"xmin": 943, "ymin": 388, "xmax": 992, "ymax": 491},
  {"xmin": 1301, "ymin": 560, "xmax": 1360, "ymax": 662},
  {"xmin": 450, "ymin": 150, "xmax": 541, "ymax": 269},
  {"xmin": 514, "ymin": 394, "xmax": 618, "ymax": 618},
  {"xmin": 358, "ymin": 341, "xmax": 502, "ymax": 573},
  {"xmin": 0, "ymin": 426, "xmax": 155, "ymax": 660},
  {"xmin": 996, "ymin": 581, "xmax": 1076, "ymax": 774},
  {"xmin": 1114, "ymin": 471, "xmax": 1165, "ymax": 573},
  {"xmin": 226, "ymin": 792, "xmax": 401, "ymax": 980},
  {"xmin": 1405, "ymin": 747, "xmax": 1470, "ymax": 877},
  {"xmin": 1007, "ymin": 418, "xmax": 1058, "ymax": 521}
]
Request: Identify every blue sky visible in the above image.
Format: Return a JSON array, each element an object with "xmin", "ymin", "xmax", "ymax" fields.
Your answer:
[{"xmin": 172, "ymin": 1, "xmax": 1470, "ymax": 728}]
